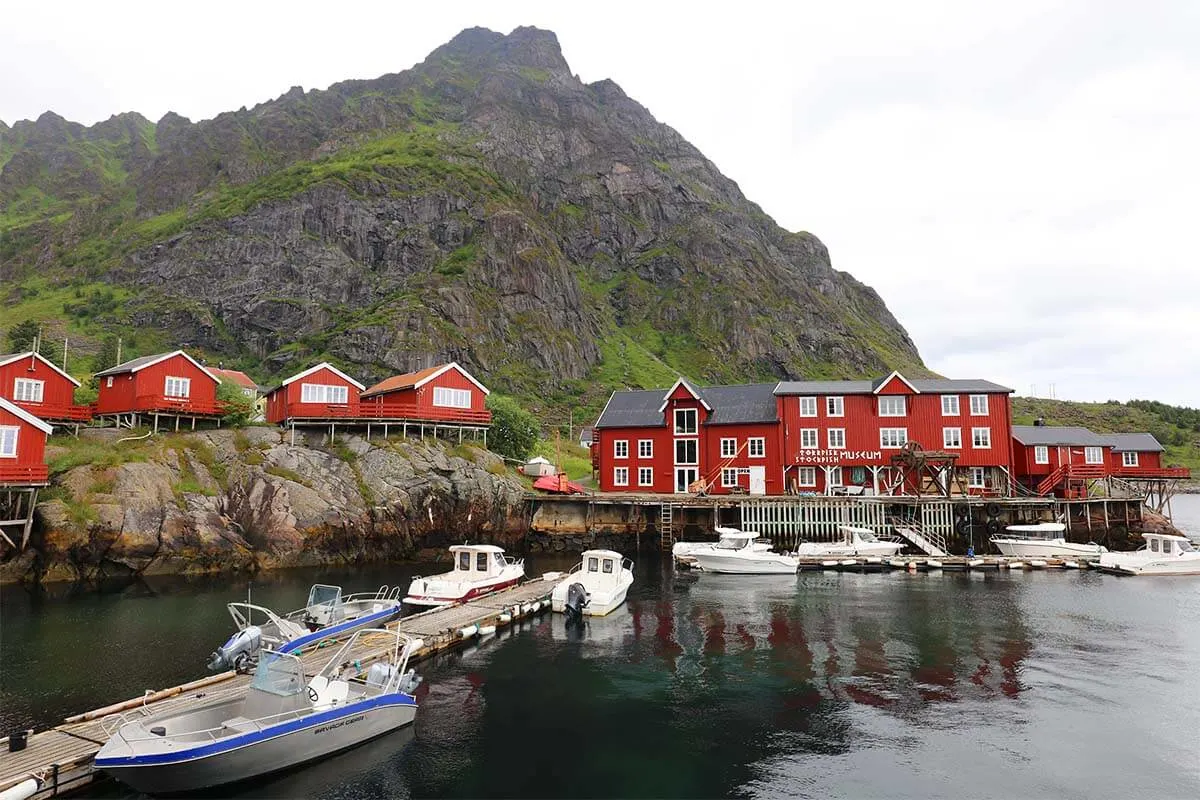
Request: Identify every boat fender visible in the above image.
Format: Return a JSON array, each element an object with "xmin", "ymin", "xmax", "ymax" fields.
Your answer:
[
  {"xmin": 409, "ymin": 638, "xmax": 425, "ymax": 652},
  {"xmin": 821, "ymin": 560, "xmax": 839, "ymax": 568},
  {"xmin": 985, "ymin": 502, "xmax": 1001, "ymax": 518},
  {"xmin": 955, "ymin": 520, "xmax": 971, "ymax": 535},
  {"xmin": 499, "ymin": 613, "xmax": 512, "ymax": 624},
  {"xmin": 460, "ymin": 625, "xmax": 478, "ymax": 638},
  {"xmin": 986, "ymin": 520, "xmax": 1001, "ymax": 535},
  {"xmin": 926, "ymin": 559, "xmax": 943, "ymax": 569},
  {"xmin": 0, "ymin": 778, "xmax": 40, "ymax": 800},
  {"xmin": 479, "ymin": 625, "xmax": 497, "ymax": 636}
]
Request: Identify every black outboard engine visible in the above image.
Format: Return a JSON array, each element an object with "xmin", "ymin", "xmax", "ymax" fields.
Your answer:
[
  {"xmin": 564, "ymin": 582, "xmax": 588, "ymax": 626},
  {"xmin": 207, "ymin": 625, "xmax": 262, "ymax": 673}
]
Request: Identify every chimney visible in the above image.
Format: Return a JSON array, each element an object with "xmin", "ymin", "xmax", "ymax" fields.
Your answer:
[{"xmin": 1034, "ymin": 417, "xmax": 1046, "ymax": 427}]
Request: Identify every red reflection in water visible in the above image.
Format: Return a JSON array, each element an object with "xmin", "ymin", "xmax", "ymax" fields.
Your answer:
[
  {"xmin": 999, "ymin": 636, "xmax": 1033, "ymax": 698},
  {"xmin": 462, "ymin": 671, "xmax": 485, "ymax": 708},
  {"xmin": 847, "ymin": 627, "xmax": 895, "ymax": 708},
  {"xmin": 703, "ymin": 611, "xmax": 726, "ymax": 656},
  {"xmin": 654, "ymin": 601, "xmax": 682, "ymax": 668}
]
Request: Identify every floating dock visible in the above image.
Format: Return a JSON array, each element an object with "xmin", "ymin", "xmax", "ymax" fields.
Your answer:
[
  {"xmin": 0, "ymin": 580, "xmax": 555, "ymax": 800},
  {"xmin": 677, "ymin": 555, "xmax": 1101, "ymax": 573}
]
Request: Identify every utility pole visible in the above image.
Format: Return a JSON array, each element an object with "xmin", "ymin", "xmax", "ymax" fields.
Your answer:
[
  {"xmin": 63, "ymin": 337, "xmax": 69, "ymax": 371},
  {"xmin": 569, "ymin": 408, "xmax": 574, "ymax": 441},
  {"xmin": 116, "ymin": 337, "xmax": 122, "ymax": 365}
]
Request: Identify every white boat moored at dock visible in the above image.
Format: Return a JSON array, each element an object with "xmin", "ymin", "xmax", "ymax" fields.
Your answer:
[
  {"xmin": 691, "ymin": 531, "xmax": 800, "ymax": 574},
  {"xmin": 990, "ymin": 522, "xmax": 1107, "ymax": 558},
  {"xmin": 551, "ymin": 549, "xmax": 634, "ymax": 620},
  {"xmin": 794, "ymin": 526, "xmax": 904, "ymax": 558},
  {"xmin": 404, "ymin": 544, "xmax": 525, "ymax": 608},
  {"xmin": 1097, "ymin": 533, "xmax": 1200, "ymax": 576}
]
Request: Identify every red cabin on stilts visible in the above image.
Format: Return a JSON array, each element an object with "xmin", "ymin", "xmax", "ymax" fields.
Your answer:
[
  {"xmin": 0, "ymin": 351, "xmax": 92, "ymax": 425},
  {"xmin": 0, "ymin": 396, "xmax": 52, "ymax": 485},
  {"xmin": 265, "ymin": 363, "xmax": 365, "ymax": 424},
  {"xmin": 360, "ymin": 363, "xmax": 492, "ymax": 425},
  {"xmin": 94, "ymin": 350, "xmax": 224, "ymax": 428}
]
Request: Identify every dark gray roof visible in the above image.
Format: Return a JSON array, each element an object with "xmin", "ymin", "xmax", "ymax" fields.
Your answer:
[
  {"xmin": 594, "ymin": 383, "xmax": 779, "ymax": 429},
  {"xmin": 774, "ymin": 377, "xmax": 1013, "ymax": 395},
  {"xmin": 1100, "ymin": 433, "xmax": 1164, "ymax": 452},
  {"xmin": 1012, "ymin": 425, "xmax": 1107, "ymax": 446},
  {"xmin": 94, "ymin": 352, "xmax": 177, "ymax": 377}
]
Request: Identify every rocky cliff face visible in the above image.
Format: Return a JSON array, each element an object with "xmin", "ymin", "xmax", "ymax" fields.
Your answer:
[
  {"xmin": 0, "ymin": 429, "xmax": 527, "ymax": 585},
  {"xmin": 2, "ymin": 26, "xmax": 924, "ymax": 413}
]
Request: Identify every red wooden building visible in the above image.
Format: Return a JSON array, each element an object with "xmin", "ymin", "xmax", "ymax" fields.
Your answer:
[
  {"xmin": 94, "ymin": 350, "xmax": 224, "ymax": 426},
  {"xmin": 360, "ymin": 363, "xmax": 491, "ymax": 425},
  {"xmin": 208, "ymin": 367, "xmax": 259, "ymax": 399},
  {"xmin": 0, "ymin": 396, "xmax": 52, "ymax": 485},
  {"xmin": 0, "ymin": 351, "xmax": 91, "ymax": 424},
  {"xmin": 265, "ymin": 363, "xmax": 365, "ymax": 424},
  {"xmin": 1012, "ymin": 425, "xmax": 1190, "ymax": 496}
]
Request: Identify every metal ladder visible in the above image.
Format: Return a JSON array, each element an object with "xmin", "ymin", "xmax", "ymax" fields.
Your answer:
[{"xmin": 660, "ymin": 503, "xmax": 675, "ymax": 551}]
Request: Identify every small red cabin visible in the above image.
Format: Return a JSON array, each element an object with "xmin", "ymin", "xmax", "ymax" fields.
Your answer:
[
  {"xmin": 360, "ymin": 363, "xmax": 491, "ymax": 424},
  {"xmin": 94, "ymin": 350, "xmax": 223, "ymax": 417},
  {"xmin": 0, "ymin": 351, "xmax": 91, "ymax": 423},
  {"xmin": 0, "ymin": 396, "xmax": 53, "ymax": 484},
  {"xmin": 208, "ymin": 368, "xmax": 259, "ymax": 400},
  {"xmin": 265, "ymin": 363, "xmax": 365, "ymax": 424}
]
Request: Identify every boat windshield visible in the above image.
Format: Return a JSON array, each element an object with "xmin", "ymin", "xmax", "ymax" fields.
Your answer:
[
  {"xmin": 251, "ymin": 652, "xmax": 305, "ymax": 697},
  {"xmin": 307, "ymin": 584, "xmax": 342, "ymax": 610},
  {"xmin": 858, "ymin": 531, "xmax": 880, "ymax": 542},
  {"xmin": 715, "ymin": 537, "xmax": 749, "ymax": 550},
  {"xmin": 1180, "ymin": 540, "xmax": 1196, "ymax": 553}
]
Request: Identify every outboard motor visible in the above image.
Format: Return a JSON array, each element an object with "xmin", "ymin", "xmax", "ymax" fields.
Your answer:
[
  {"xmin": 564, "ymin": 582, "xmax": 588, "ymax": 626},
  {"xmin": 397, "ymin": 668, "xmax": 422, "ymax": 695},
  {"xmin": 207, "ymin": 625, "xmax": 262, "ymax": 673}
]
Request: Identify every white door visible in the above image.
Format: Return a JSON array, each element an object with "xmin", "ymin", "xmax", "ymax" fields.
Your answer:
[
  {"xmin": 748, "ymin": 466, "xmax": 766, "ymax": 495},
  {"xmin": 675, "ymin": 468, "xmax": 698, "ymax": 493}
]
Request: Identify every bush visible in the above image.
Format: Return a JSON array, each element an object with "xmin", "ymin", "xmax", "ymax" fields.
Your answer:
[
  {"xmin": 217, "ymin": 380, "xmax": 256, "ymax": 426},
  {"xmin": 486, "ymin": 395, "xmax": 539, "ymax": 462}
]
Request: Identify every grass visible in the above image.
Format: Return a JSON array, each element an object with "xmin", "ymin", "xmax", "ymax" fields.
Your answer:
[
  {"xmin": 47, "ymin": 434, "xmax": 153, "ymax": 474},
  {"xmin": 265, "ymin": 465, "xmax": 311, "ymax": 488},
  {"xmin": 530, "ymin": 439, "xmax": 593, "ymax": 481}
]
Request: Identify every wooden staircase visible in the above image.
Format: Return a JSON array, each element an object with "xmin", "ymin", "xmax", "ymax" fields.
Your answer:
[
  {"xmin": 889, "ymin": 517, "xmax": 949, "ymax": 557},
  {"xmin": 1036, "ymin": 464, "xmax": 1105, "ymax": 496}
]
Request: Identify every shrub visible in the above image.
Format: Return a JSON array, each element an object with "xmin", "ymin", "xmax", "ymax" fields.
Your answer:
[{"xmin": 485, "ymin": 395, "xmax": 539, "ymax": 462}]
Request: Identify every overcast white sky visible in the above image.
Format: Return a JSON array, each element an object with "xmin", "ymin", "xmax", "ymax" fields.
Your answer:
[{"xmin": 3, "ymin": 1, "xmax": 1197, "ymax": 406}]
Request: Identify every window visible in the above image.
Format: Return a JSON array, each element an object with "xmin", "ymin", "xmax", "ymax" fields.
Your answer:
[
  {"xmin": 588, "ymin": 557, "xmax": 599, "ymax": 572},
  {"xmin": 164, "ymin": 376, "xmax": 191, "ymax": 398},
  {"xmin": 638, "ymin": 439, "xmax": 653, "ymax": 458},
  {"xmin": 0, "ymin": 426, "xmax": 17, "ymax": 458},
  {"xmin": 638, "ymin": 467, "xmax": 654, "ymax": 486},
  {"xmin": 969, "ymin": 467, "xmax": 986, "ymax": 488},
  {"xmin": 798, "ymin": 466, "xmax": 816, "ymax": 487},
  {"xmin": 880, "ymin": 428, "xmax": 908, "ymax": 448},
  {"xmin": 969, "ymin": 394, "xmax": 989, "ymax": 415},
  {"xmin": 614, "ymin": 440, "xmax": 629, "ymax": 459},
  {"xmin": 799, "ymin": 397, "xmax": 817, "ymax": 417},
  {"xmin": 721, "ymin": 468, "xmax": 739, "ymax": 487},
  {"xmin": 300, "ymin": 383, "xmax": 348, "ymax": 404},
  {"xmin": 879, "ymin": 396, "xmax": 906, "ymax": 417},
  {"xmin": 106, "ymin": 377, "xmax": 114, "ymax": 388},
  {"xmin": 943, "ymin": 427, "xmax": 962, "ymax": 449},
  {"xmin": 1034, "ymin": 445, "xmax": 1049, "ymax": 465},
  {"xmin": 675, "ymin": 439, "xmax": 698, "ymax": 465},
  {"xmin": 476, "ymin": 552, "xmax": 488, "ymax": 571},
  {"xmin": 1122, "ymin": 451, "xmax": 1139, "ymax": 467},
  {"xmin": 827, "ymin": 467, "xmax": 843, "ymax": 487},
  {"xmin": 1084, "ymin": 446, "xmax": 1103, "ymax": 464},
  {"xmin": 458, "ymin": 552, "xmax": 470, "ymax": 570},
  {"xmin": 827, "ymin": 428, "xmax": 845, "ymax": 449},
  {"xmin": 603, "ymin": 559, "xmax": 614, "ymax": 574},
  {"xmin": 972, "ymin": 427, "xmax": 991, "ymax": 448},
  {"xmin": 13, "ymin": 379, "xmax": 43, "ymax": 403},
  {"xmin": 613, "ymin": 467, "xmax": 629, "ymax": 486},
  {"xmin": 800, "ymin": 429, "xmax": 818, "ymax": 449},
  {"xmin": 433, "ymin": 386, "xmax": 471, "ymax": 409},
  {"xmin": 826, "ymin": 396, "xmax": 844, "ymax": 417},
  {"xmin": 748, "ymin": 437, "xmax": 765, "ymax": 458},
  {"xmin": 941, "ymin": 395, "xmax": 959, "ymax": 415},
  {"xmin": 720, "ymin": 438, "xmax": 737, "ymax": 458},
  {"xmin": 674, "ymin": 408, "xmax": 697, "ymax": 434}
]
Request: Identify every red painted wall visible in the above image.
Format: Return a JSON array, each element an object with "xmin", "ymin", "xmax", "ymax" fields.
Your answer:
[
  {"xmin": 0, "ymin": 404, "xmax": 48, "ymax": 482},
  {"xmin": 0, "ymin": 356, "xmax": 77, "ymax": 412},
  {"xmin": 96, "ymin": 355, "xmax": 218, "ymax": 414},
  {"xmin": 266, "ymin": 366, "xmax": 361, "ymax": 423},
  {"xmin": 362, "ymin": 368, "xmax": 488, "ymax": 420}
]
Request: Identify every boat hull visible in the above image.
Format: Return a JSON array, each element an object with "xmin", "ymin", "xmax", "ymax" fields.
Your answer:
[
  {"xmin": 1097, "ymin": 557, "xmax": 1200, "ymax": 576},
  {"xmin": 550, "ymin": 576, "xmax": 633, "ymax": 616},
  {"xmin": 991, "ymin": 538, "xmax": 1105, "ymax": 558},
  {"xmin": 403, "ymin": 575, "xmax": 521, "ymax": 607},
  {"xmin": 793, "ymin": 543, "xmax": 903, "ymax": 558},
  {"xmin": 277, "ymin": 604, "xmax": 401, "ymax": 654},
  {"xmin": 96, "ymin": 698, "xmax": 416, "ymax": 795},
  {"xmin": 692, "ymin": 552, "xmax": 798, "ymax": 574}
]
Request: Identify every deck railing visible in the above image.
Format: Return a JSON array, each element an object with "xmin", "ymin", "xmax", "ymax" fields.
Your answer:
[
  {"xmin": 0, "ymin": 463, "xmax": 49, "ymax": 483},
  {"xmin": 12, "ymin": 400, "xmax": 94, "ymax": 422},
  {"xmin": 132, "ymin": 395, "xmax": 229, "ymax": 416},
  {"xmin": 284, "ymin": 402, "xmax": 491, "ymax": 424},
  {"xmin": 1111, "ymin": 466, "xmax": 1192, "ymax": 479}
]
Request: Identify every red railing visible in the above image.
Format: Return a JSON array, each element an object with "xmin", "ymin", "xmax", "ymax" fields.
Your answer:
[
  {"xmin": 12, "ymin": 401, "xmax": 94, "ymax": 422},
  {"xmin": 1112, "ymin": 466, "xmax": 1192, "ymax": 479},
  {"xmin": 132, "ymin": 395, "xmax": 229, "ymax": 416},
  {"xmin": 0, "ymin": 463, "xmax": 49, "ymax": 484},
  {"xmin": 283, "ymin": 402, "xmax": 364, "ymax": 419},
  {"xmin": 284, "ymin": 402, "xmax": 491, "ymax": 424}
]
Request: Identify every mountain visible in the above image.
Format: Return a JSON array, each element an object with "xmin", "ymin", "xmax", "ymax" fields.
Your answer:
[{"xmin": 0, "ymin": 26, "xmax": 925, "ymax": 418}]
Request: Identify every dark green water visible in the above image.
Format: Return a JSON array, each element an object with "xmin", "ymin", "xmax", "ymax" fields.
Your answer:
[{"xmin": 3, "ymin": 545, "xmax": 1200, "ymax": 798}]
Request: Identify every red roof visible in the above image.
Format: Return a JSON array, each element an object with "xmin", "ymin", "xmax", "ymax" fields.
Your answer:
[
  {"xmin": 362, "ymin": 365, "xmax": 443, "ymax": 398},
  {"xmin": 208, "ymin": 368, "xmax": 257, "ymax": 390}
]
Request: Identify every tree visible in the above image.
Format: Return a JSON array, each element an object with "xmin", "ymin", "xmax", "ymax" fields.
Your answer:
[
  {"xmin": 94, "ymin": 336, "xmax": 121, "ymax": 371},
  {"xmin": 217, "ymin": 380, "xmax": 257, "ymax": 427},
  {"xmin": 5, "ymin": 320, "xmax": 38, "ymax": 352},
  {"xmin": 486, "ymin": 394, "xmax": 539, "ymax": 462}
]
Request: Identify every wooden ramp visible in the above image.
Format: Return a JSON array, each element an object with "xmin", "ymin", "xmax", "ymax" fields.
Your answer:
[{"xmin": 0, "ymin": 580, "xmax": 555, "ymax": 799}]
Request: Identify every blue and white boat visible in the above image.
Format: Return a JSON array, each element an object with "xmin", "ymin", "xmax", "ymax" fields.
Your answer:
[
  {"xmin": 208, "ymin": 584, "xmax": 402, "ymax": 672},
  {"xmin": 96, "ymin": 629, "xmax": 421, "ymax": 794}
]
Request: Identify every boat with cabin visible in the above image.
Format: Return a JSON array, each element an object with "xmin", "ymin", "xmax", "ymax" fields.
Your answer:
[
  {"xmin": 208, "ymin": 584, "xmax": 402, "ymax": 672},
  {"xmin": 1096, "ymin": 533, "xmax": 1200, "ymax": 576},
  {"xmin": 97, "ymin": 629, "xmax": 421, "ymax": 794},
  {"xmin": 551, "ymin": 549, "xmax": 634, "ymax": 621},
  {"xmin": 672, "ymin": 526, "xmax": 772, "ymax": 567},
  {"xmin": 793, "ymin": 525, "xmax": 904, "ymax": 558},
  {"xmin": 404, "ymin": 544, "xmax": 525, "ymax": 608},
  {"xmin": 691, "ymin": 531, "xmax": 800, "ymax": 574},
  {"xmin": 990, "ymin": 522, "xmax": 1107, "ymax": 558}
]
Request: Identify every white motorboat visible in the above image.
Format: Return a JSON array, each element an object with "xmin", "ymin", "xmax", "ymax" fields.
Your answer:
[
  {"xmin": 208, "ymin": 584, "xmax": 402, "ymax": 672},
  {"xmin": 551, "ymin": 549, "xmax": 634, "ymax": 620},
  {"xmin": 691, "ymin": 531, "xmax": 799, "ymax": 574},
  {"xmin": 97, "ymin": 629, "xmax": 421, "ymax": 795},
  {"xmin": 672, "ymin": 526, "xmax": 772, "ymax": 567},
  {"xmin": 404, "ymin": 544, "xmax": 525, "ymax": 608},
  {"xmin": 990, "ymin": 522, "xmax": 1107, "ymax": 558},
  {"xmin": 793, "ymin": 525, "xmax": 904, "ymax": 558},
  {"xmin": 1097, "ymin": 533, "xmax": 1200, "ymax": 576}
]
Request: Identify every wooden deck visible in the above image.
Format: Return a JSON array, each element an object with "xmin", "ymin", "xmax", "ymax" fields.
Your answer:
[{"xmin": 0, "ymin": 580, "xmax": 554, "ymax": 799}]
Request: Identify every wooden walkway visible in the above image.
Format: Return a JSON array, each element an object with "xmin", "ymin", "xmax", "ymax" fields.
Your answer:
[{"xmin": 0, "ymin": 580, "xmax": 554, "ymax": 799}]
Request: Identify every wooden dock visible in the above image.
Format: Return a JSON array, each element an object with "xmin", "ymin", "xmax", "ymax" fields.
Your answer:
[
  {"xmin": 693, "ymin": 555, "xmax": 1099, "ymax": 573},
  {"xmin": 0, "ymin": 580, "xmax": 555, "ymax": 800}
]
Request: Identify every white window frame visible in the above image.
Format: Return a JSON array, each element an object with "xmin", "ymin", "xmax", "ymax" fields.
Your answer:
[
  {"xmin": 613, "ymin": 440, "xmax": 629, "ymax": 459},
  {"xmin": 800, "ymin": 429, "xmax": 818, "ymax": 450},
  {"xmin": 797, "ymin": 466, "xmax": 817, "ymax": 487},
  {"xmin": 720, "ymin": 438, "xmax": 737, "ymax": 458},
  {"xmin": 941, "ymin": 395, "xmax": 959, "ymax": 416},
  {"xmin": 432, "ymin": 386, "xmax": 471, "ymax": 409},
  {"xmin": 106, "ymin": 376, "xmax": 114, "ymax": 388},
  {"xmin": 799, "ymin": 396, "xmax": 817, "ymax": 417},
  {"xmin": 969, "ymin": 394, "xmax": 989, "ymax": 416},
  {"xmin": 638, "ymin": 466, "xmax": 654, "ymax": 486},
  {"xmin": 969, "ymin": 467, "xmax": 986, "ymax": 488},
  {"xmin": 747, "ymin": 437, "xmax": 765, "ymax": 458},
  {"xmin": 1084, "ymin": 446, "xmax": 1103, "ymax": 465},
  {"xmin": 972, "ymin": 427, "xmax": 991, "ymax": 449},
  {"xmin": 0, "ymin": 426, "xmax": 18, "ymax": 458},
  {"xmin": 721, "ymin": 468, "xmax": 739, "ymax": 488},
  {"xmin": 674, "ymin": 408, "xmax": 698, "ymax": 435},
  {"xmin": 827, "ymin": 428, "xmax": 846, "ymax": 449},
  {"xmin": 13, "ymin": 378, "xmax": 44, "ymax": 403},
  {"xmin": 1034, "ymin": 445, "xmax": 1049, "ymax": 465},
  {"xmin": 826, "ymin": 396, "xmax": 844, "ymax": 417},
  {"xmin": 1122, "ymin": 451, "xmax": 1138, "ymax": 467},
  {"xmin": 878, "ymin": 396, "xmax": 906, "ymax": 417},
  {"xmin": 164, "ymin": 375, "xmax": 191, "ymax": 399},
  {"xmin": 880, "ymin": 427, "xmax": 908, "ymax": 449},
  {"xmin": 300, "ymin": 383, "xmax": 348, "ymax": 404},
  {"xmin": 943, "ymin": 427, "xmax": 962, "ymax": 449},
  {"xmin": 827, "ymin": 466, "xmax": 843, "ymax": 487},
  {"xmin": 638, "ymin": 439, "xmax": 653, "ymax": 459},
  {"xmin": 613, "ymin": 467, "xmax": 629, "ymax": 487},
  {"xmin": 675, "ymin": 439, "xmax": 699, "ymax": 465}
]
